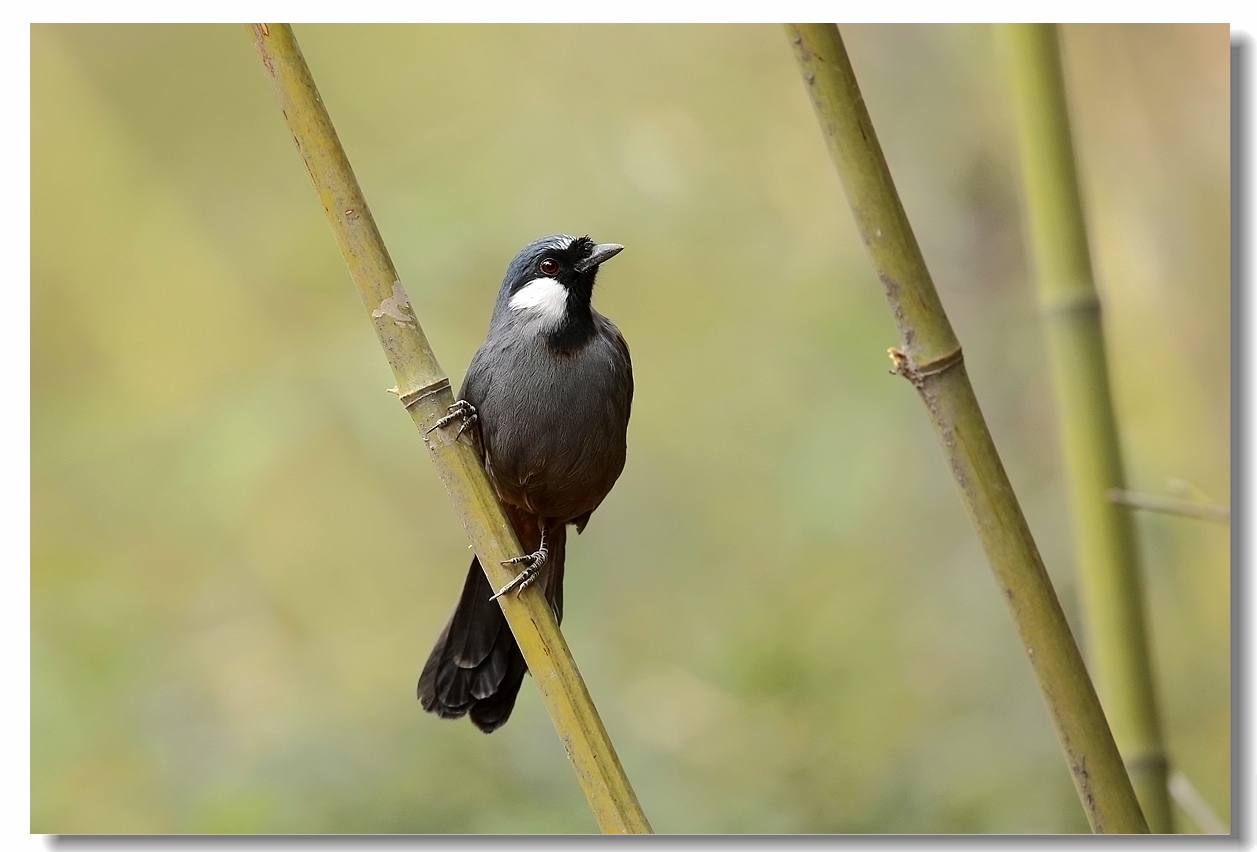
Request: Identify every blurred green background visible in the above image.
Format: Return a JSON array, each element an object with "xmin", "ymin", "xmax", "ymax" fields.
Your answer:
[{"xmin": 31, "ymin": 24, "xmax": 1230, "ymax": 833}]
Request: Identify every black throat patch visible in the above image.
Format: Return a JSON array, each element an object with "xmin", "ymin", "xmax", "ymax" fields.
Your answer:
[{"xmin": 545, "ymin": 298, "xmax": 596, "ymax": 354}]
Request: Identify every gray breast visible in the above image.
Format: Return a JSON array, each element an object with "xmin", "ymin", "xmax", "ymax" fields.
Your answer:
[{"xmin": 460, "ymin": 313, "xmax": 632, "ymax": 522}]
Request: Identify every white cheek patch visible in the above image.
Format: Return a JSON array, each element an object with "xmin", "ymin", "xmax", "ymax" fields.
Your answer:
[{"xmin": 508, "ymin": 277, "xmax": 568, "ymax": 327}]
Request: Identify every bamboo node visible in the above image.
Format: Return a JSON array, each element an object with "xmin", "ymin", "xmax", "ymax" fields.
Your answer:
[
  {"xmin": 1041, "ymin": 292, "xmax": 1101, "ymax": 317},
  {"xmin": 398, "ymin": 377, "xmax": 451, "ymax": 411},
  {"xmin": 887, "ymin": 345, "xmax": 964, "ymax": 387},
  {"xmin": 1123, "ymin": 751, "xmax": 1169, "ymax": 775}
]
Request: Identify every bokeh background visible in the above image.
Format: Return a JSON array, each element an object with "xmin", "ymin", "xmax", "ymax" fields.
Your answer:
[{"xmin": 31, "ymin": 24, "xmax": 1230, "ymax": 833}]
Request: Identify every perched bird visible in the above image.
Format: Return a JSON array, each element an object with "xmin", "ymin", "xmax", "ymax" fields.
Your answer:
[{"xmin": 418, "ymin": 234, "xmax": 633, "ymax": 733}]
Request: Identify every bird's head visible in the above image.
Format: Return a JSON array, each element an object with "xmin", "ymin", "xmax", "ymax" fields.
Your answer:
[{"xmin": 492, "ymin": 235, "xmax": 623, "ymax": 343}]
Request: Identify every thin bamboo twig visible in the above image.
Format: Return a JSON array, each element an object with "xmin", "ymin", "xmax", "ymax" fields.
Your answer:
[
  {"xmin": 1000, "ymin": 23, "xmax": 1173, "ymax": 833},
  {"xmin": 784, "ymin": 24, "xmax": 1148, "ymax": 834},
  {"xmin": 246, "ymin": 24, "xmax": 650, "ymax": 834},
  {"xmin": 1109, "ymin": 489, "xmax": 1231, "ymax": 523},
  {"xmin": 1168, "ymin": 772, "xmax": 1228, "ymax": 834}
]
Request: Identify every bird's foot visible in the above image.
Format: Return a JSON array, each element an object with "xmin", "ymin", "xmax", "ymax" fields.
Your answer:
[
  {"xmin": 490, "ymin": 546, "xmax": 548, "ymax": 601},
  {"xmin": 426, "ymin": 399, "xmax": 478, "ymax": 440}
]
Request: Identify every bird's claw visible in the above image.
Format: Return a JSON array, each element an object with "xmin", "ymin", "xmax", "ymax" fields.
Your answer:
[
  {"xmin": 427, "ymin": 399, "xmax": 478, "ymax": 440},
  {"xmin": 490, "ymin": 547, "xmax": 548, "ymax": 601}
]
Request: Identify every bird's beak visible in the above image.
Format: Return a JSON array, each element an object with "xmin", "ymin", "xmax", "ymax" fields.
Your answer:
[{"xmin": 573, "ymin": 243, "xmax": 624, "ymax": 273}]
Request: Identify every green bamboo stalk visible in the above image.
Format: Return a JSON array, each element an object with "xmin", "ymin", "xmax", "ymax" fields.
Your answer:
[
  {"xmin": 784, "ymin": 24, "xmax": 1148, "ymax": 833},
  {"xmin": 999, "ymin": 23, "xmax": 1173, "ymax": 833},
  {"xmin": 246, "ymin": 24, "xmax": 651, "ymax": 835}
]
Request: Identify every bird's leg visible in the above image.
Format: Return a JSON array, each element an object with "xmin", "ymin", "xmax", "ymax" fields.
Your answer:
[
  {"xmin": 490, "ymin": 525, "xmax": 549, "ymax": 601},
  {"xmin": 426, "ymin": 399, "xmax": 478, "ymax": 441}
]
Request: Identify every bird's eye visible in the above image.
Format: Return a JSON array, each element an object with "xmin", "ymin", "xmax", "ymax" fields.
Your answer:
[{"xmin": 539, "ymin": 258, "xmax": 560, "ymax": 276}]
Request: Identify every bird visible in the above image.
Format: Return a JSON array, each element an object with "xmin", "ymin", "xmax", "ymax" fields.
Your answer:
[{"xmin": 417, "ymin": 234, "xmax": 633, "ymax": 733}]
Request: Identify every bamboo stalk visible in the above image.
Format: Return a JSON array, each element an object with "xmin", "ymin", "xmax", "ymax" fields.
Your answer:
[
  {"xmin": 246, "ymin": 24, "xmax": 651, "ymax": 834},
  {"xmin": 999, "ymin": 24, "xmax": 1173, "ymax": 833},
  {"xmin": 784, "ymin": 24, "xmax": 1148, "ymax": 833}
]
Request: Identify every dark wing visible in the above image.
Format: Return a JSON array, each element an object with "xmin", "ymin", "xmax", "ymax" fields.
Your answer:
[
  {"xmin": 602, "ymin": 316, "xmax": 633, "ymax": 418},
  {"xmin": 573, "ymin": 316, "xmax": 633, "ymax": 535}
]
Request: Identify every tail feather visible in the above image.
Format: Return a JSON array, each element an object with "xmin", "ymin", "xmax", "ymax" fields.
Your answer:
[{"xmin": 418, "ymin": 526, "xmax": 566, "ymax": 733}]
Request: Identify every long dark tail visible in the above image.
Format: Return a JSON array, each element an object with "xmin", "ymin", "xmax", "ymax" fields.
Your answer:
[{"xmin": 417, "ymin": 523, "xmax": 565, "ymax": 733}]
